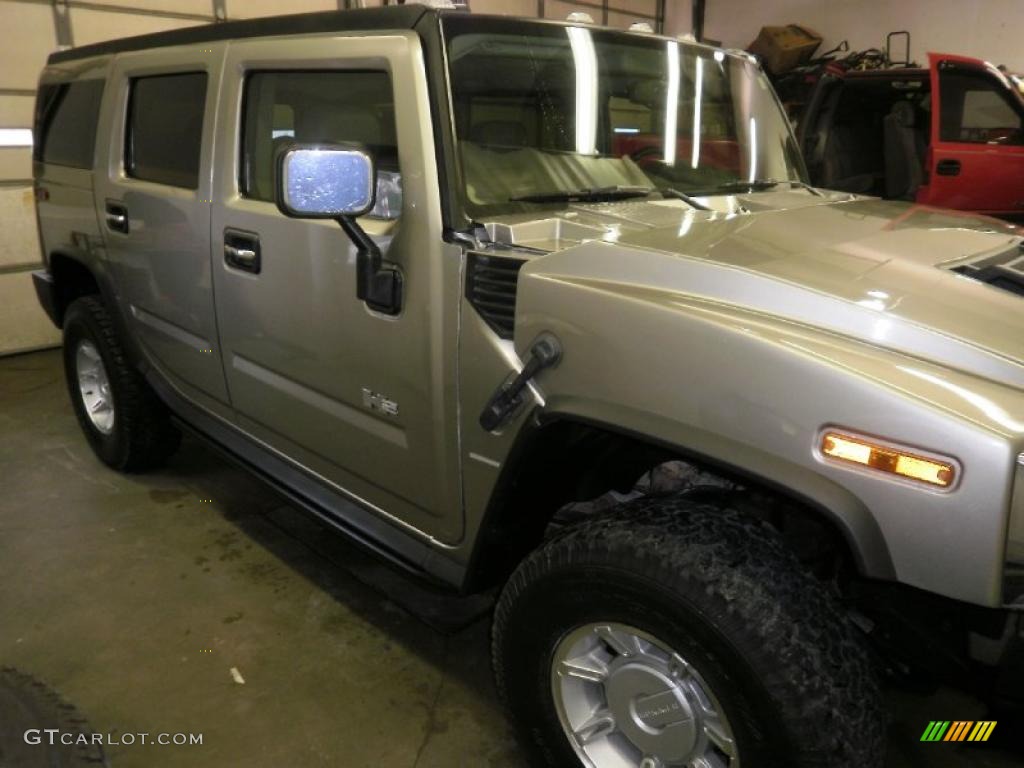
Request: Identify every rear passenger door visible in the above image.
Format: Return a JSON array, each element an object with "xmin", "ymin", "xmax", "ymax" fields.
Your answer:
[
  {"xmin": 94, "ymin": 45, "xmax": 230, "ymax": 408},
  {"xmin": 209, "ymin": 34, "xmax": 462, "ymax": 543}
]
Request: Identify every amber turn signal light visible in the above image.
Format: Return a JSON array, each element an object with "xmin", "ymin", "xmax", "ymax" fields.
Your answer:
[{"xmin": 820, "ymin": 432, "xmax": 956, "ymax": 489}]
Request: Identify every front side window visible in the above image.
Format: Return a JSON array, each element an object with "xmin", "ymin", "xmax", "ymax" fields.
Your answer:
[
  {"xmin": 127, "ymin": 72, "xmax": 208, "ymax": 188},
  {"xmin": 240, "ymin": 70, "xmax": 401, "ymax": 219},
  {"xmin": 34, "ymin": 79, "xmax": 105, "ymax": 169},
  {"xmin": 442, "ymin": 18, "xmax": 805, "ymax": 217},
  {"xmin": 939, "ymin": 67, "xmax": 1024, "ymax": 145}
]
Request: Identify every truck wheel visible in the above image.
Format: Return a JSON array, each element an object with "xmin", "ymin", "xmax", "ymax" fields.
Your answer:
[
  {"xmin": 493, "ymin": 496, "xmax": 885, "ymax": 768},
  {"xmin": 62, "ymin": 295, "xmax": 180, "ymax": 472},
  {"xmin": 0, "ymin": 667, "xmax": 109, "ymax": 767}
]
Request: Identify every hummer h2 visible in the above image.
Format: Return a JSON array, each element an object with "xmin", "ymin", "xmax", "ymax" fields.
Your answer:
[{"xmin": 31, "ymin": 6, "xmax": 1024, "ymax": 766}]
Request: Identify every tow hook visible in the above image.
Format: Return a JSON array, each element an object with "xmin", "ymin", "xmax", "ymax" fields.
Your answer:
[{"xmin": 479, "ymin": 333, "xmax": 562, "ymax": 431}]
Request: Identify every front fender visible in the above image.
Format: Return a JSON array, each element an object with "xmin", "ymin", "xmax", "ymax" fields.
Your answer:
[{"xmin": 516, "ymin": 242, "xmax": 1024, "ymax": 607}]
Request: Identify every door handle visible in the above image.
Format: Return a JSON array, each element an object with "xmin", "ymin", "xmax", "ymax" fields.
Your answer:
[
  {"xmin": 105, "ymin": 201, "xmax": 129, "ymax": 234},
  {"xmin": 225, "ymin": 244, "xmax": 257, "ymax": 263},
  {"xmin": 936, "ymin": 159, "xmax": 961, "ymax": 176},
  {"xmin": 224, "ymin": 229, "xmax": 261, "ymax": 274}
]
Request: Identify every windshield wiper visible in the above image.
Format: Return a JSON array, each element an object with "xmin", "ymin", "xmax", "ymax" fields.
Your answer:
[
  {"xmin": 684, "ymin": 179, "xmax": 824, "ymax": 197},
  {"xmin": 661, "ymin": 188, "xmax": 712, "ymax": 211},
  {"xmin": 509, "ymin": 185, "xmax": 653, "ymax": 203}
]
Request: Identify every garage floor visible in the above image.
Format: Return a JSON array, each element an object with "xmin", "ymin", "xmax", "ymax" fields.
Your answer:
[{"xmin": 1, "ymin": 348, "xmax": 1021, "ymax": 768}]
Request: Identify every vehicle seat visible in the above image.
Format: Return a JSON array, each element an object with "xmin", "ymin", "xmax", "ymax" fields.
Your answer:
[
  {"xmin": 883, "ymin": 100, "xmax": 926, "ymax": 200},
  {"xmin": 297, "ymin": 105, "xmax": 399, "ymax": 169},
  {"xmin": 470, "ymin": 120, "xmax": 527, "ymax": 147},
  {"xmin": 819, "ymin": 123, "xmax": 876, "ymax": 194}
]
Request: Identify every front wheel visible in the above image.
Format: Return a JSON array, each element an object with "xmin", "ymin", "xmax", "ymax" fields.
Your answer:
[{"xmin": 492, "ymin": 496, "xmax": 885, "ymax": 768}]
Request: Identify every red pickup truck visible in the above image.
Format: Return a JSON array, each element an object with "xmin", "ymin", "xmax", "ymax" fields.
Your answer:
[
  {"xmin": 797, "ymin": 52, "xmax": 1024, "ymax": 217},
  {"xmin": 614, "ymin": 51, "xmax": 1024, "ymax": 219}
]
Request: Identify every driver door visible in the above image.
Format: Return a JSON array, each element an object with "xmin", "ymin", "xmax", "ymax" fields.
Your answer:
[
  {"xmin": 209, "ymin": 33, "xmax": 463, "ymax": 544},
  {"xmin": 922, "ymin": 53, "xmax": 1024, "ymax": 214}
]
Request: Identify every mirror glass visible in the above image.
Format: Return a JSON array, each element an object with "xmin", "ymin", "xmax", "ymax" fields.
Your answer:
[{"xmin": 279, "ymin": 147, "xmax": 375, "ymax": 217}]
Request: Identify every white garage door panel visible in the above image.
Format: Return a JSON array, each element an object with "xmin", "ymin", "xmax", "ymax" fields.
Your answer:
[
  {"xmin": 544, "ymin": 0, "xmax": 598, "ymax": 21},
  {"xmin": 0, "ymin": 186, "xmax": 39, "ymax": 269},
  {"xmin": 226, "ymin": 0, "xmax": 336, "ymax": 19},
  {"xmin": 612, "ymin": 0, "xmax": 658, "ymax": 15},
  {"xmin": 83, "ymin": 0, "xmax": 213, "ymax": 16},
  {"xmin": 0, "ymin": 271, "xmax": 59, "ymax": 355},
  {"xmin": 0, "ymin": 95, "xmax": 35, "ymax": 127},
  {"xmin": 607, "ymin": 9, "xmax": 652, "ymax": 28},
  {"xmin": 70, "ymin": 8, "xmax": 202, "ymax": 47},
  {"xmin": 0, "ymin": 2, "xmax": 59, "ymax": 90},
  {"xmin": 0, "ymin": 149, "xmax": 31, "ymax": 182},
  {"xmin": 472, "ymin": 0, "xmax": 537, "ymax": 17}
]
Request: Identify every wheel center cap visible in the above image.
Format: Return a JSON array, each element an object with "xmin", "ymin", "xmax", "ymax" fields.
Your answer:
[{"xmin": 605, "ymin": 662, "xmax": 697, "ymax": 762}]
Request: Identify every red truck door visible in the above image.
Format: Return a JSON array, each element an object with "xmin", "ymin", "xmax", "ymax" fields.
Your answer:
[{"xmin": 920, "ymin": 52, "xmax": 1024, "ymax": 216}]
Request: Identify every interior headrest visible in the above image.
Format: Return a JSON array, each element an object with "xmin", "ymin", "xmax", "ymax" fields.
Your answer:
[{"xmin": 889, "ymin": 100, "xmax": 917, "ymax": 127}]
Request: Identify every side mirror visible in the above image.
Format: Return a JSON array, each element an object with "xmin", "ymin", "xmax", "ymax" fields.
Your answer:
[
  {"xmin": 276, "ymin": 144, "xmax": 402, "ymax": 315},
  {"xmin": 277, "ymin": 145, "xmax": 376, "ymax": 218}
]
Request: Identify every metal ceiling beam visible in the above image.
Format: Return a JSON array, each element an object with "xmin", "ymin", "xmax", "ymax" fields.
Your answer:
[{"xmin": 692, "ymin": 0, "xmax": 705, "ymax": 41}]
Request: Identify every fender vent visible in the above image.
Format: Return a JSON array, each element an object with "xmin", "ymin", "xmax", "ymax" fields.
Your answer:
[{"xmin": 466, "ymin": 252, "xmax": 525, "ymax": 339}]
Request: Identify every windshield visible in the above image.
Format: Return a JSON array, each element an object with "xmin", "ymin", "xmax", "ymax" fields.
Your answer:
[{"xmin": 442, "ymin": 17, "xmax": 806, "ymax": 218}]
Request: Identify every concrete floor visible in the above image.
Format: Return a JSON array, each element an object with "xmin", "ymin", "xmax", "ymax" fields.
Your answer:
[{"xmin": 1, "ymin": 348, "xmax": 1021, "ymax": 768}]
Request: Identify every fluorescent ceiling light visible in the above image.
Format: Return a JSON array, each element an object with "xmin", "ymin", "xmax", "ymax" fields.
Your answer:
[
  {"xmin": 568, "ymin": 27, "xmax": 598, "ymax": 155},
  {"xmin": 0, "ymin": 129, "xmax": 33, "ymax": 147},
  {"xmin": 664, "ymin": 41, "xmax": 679, "ymax": 166}
]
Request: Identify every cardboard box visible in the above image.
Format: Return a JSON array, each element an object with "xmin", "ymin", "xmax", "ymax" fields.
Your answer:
[{"xmin": 748, "ymin": 25, "xmax": 822, "ymax": 75}]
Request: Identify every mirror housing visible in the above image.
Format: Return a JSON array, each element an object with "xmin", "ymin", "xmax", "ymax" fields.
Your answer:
[{"xmin": 276, "ymin": 143, "xmax": 402, "ymax": 315}]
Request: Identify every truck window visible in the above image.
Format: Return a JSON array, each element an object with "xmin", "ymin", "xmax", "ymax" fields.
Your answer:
[
  {"xmin": 240, "ymin": 70, "xmax": 401, "ymax": 219},
  {"xmin": 126, "ymin": 72, "xmax": 208, "ymax": 189},
  {"xmin": 444, "ymin": 19, "xmax": 804, "ymax": 217},
  {"xmin": 34, "ymin": 80, "xmax": 105, "ymax": 169},
  {"xmin": 939, "ymin": 68, "xmax": 1024, "ymax": 145}
]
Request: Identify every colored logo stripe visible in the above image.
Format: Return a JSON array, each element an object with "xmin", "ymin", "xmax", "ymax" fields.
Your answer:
[
  {"xmin": 968, "ymin": 721, "xmax": 997, "ymax": 742},
  {"xmin": 921, "ymin": 721, "xmax": 950, "ymax": 741},
  {"xmin": 944, "ymin": 721, "xmax": 972, "ymax": 741},
  {"xmin": 920, "ymin": 720, "xmax": 996, "ymax": 742}
]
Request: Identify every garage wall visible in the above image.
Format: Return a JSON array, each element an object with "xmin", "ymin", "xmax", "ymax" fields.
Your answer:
[
  {"xmin": 0, "ymin": 0, "xmax": 345, "ymax": 357},
  {"xmin": 703, "ymin": 0, "xmax": 1023, "ymax": 72}
]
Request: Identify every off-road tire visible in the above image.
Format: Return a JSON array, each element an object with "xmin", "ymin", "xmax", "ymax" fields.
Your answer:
[
  {"xmin": 0, "ymin": 667, "xmax": 108, "ymax": 766},
  {"xmin": 62, "ymin": 295, "xmax": 180, "ymax": 471},
  {"xmin": 493, "ymin": 495, "xmax": 886, "ymax": 768}
]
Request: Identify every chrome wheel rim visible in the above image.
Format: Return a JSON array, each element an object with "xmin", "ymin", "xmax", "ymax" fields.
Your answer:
[
  {"xmin": 75, "ymin": 340, "xmax": 115, "ymax": 435},
  {"xmin": 551, "ymin": 622, "xmax": 739, "ymax": 768}
]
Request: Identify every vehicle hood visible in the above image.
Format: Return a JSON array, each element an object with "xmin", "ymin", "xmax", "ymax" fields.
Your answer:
[{"xmin": 487, "ymin": 191, "xmax": 1024, "ymax": 389}]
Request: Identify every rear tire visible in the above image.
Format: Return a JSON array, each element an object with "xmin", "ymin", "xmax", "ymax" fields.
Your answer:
[
  {"xmin": 62, "ymin": 295, "xmax": 180, "ymax": 472},
  {"xmin": 492, "ymin": 495, "xmax": 885, "ymax": 768}
]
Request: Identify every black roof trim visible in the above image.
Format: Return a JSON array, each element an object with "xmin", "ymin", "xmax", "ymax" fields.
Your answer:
[{"xmin": 47, "ymin": 5, "xmax": 431, "ymax": 65}]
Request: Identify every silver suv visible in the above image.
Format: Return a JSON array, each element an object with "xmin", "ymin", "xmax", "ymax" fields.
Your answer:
[{"xmin": 31, "ymin": 6, "xmax": 1024, "ymax": 767}]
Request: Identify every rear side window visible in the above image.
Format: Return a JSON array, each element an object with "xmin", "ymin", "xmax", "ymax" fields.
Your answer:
[
  {"xmin": 240, "ymin": 70, "xmax": 400, "ymax": 217},
  {"xmin": 34, "ymin": 80, "xmax": 105, "ymax": 169},
  {"xmin": 939, "ymin": 68, "xmax": 1024, "ymax": 145},
  {"xmin": 127, "ymin": 72, "xmax": 208, "ymax": 188}
]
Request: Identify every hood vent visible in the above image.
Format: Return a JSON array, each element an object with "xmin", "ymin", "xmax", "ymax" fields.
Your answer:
[
  {"xmin": 951, "ymin": 242, "xmax": 1024, "ymax": 297},
  {"xmin": 466, "ymin": 252, "xmax": 525, "ymax": 339}
]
